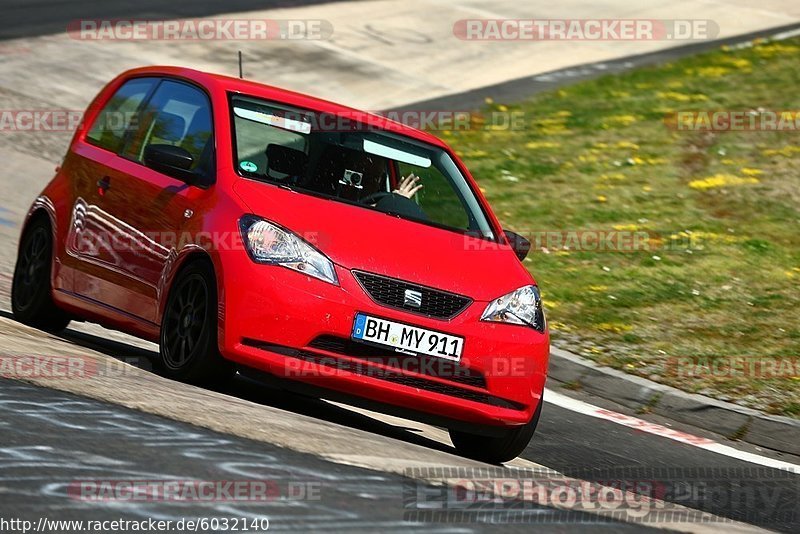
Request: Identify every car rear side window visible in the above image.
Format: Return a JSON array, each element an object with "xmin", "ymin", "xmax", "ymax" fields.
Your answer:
[
  {"xmin": 121, "ymin": 80, "xmax": 214, "ymax": 178},
  {"xmin": 86, "ymin": 78, "xmax": 156, "ymax": 153}
]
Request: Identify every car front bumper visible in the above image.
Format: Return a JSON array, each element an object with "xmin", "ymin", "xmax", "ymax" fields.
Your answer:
[{"xmin": 218, "ymin": 259, "xmax": 549, "ymax": 429}]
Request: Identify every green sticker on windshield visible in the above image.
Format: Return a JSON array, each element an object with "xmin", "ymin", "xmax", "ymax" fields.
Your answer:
[{"xmin": 240, "ymin": 161, "xmax": 258, "ymax": 173}]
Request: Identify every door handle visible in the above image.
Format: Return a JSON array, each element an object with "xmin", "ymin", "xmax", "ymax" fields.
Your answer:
[{"xmin": 96, "ymin": 176, "xmax": 111, "ymax": 196}]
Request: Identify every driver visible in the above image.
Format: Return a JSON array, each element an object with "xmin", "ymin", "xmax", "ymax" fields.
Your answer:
[
  {"xmin": 393, "ymin": 173, "xmax": 423, "ymax": 199},
  {"xmin": 371, "ymin": 172, "xmax": 428, "ymax": 221}
]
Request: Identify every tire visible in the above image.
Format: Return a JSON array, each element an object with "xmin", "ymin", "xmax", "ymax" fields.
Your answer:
[
  {"xmin": 11, "ymin": 216, "xmax": 71, "ymax": 333},
  {"xmin": 449, "ymin": 399, "xmax": 543, "ymax": 464},
  {"xmin": 158, "ymin": 260, "xmax": 233, "ymax": 385}
]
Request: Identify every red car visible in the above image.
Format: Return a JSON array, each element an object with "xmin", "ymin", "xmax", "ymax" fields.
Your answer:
[{"xmin": 12, "ymin": 67, "xmax": 549, "ymax": 462}]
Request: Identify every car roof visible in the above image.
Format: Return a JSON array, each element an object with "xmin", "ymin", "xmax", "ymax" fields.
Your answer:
[{"xmin": 120, "ymin": 66, "xmax": 448, "ymax": 148}]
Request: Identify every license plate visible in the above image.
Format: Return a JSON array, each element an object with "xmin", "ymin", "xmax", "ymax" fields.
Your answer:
[{"xmin": 351, "ymin": 313, "xmax": 464, "ymax": 361}]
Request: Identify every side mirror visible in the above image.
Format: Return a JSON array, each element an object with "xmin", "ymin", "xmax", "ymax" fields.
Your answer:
[
  {"xmin": 505, "ymin": 230, "xmax": 531, "ymax": 261},
  {"xmin": 144, "ymin": 144, "xmax": 196, "ymax": 183}
]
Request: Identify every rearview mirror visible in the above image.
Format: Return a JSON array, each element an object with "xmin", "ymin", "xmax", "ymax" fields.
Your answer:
[
  {"xmin": 505, "ymin": 230, "xmax": 531, "ymax": 261},
  {"xmin": 144, "ymin": 144, "xmax": 196, "ymax": 183}
]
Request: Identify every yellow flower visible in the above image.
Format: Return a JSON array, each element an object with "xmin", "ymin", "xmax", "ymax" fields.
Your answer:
[
  {"xmin": 525, "ymin": 141, "xmax": 560, "ymax": 149},
  {"xmin": 604, "ymin": 115, "xmax": 639, "ymax": 126},
  {"xmin": 754, "ymin": 42, "xmax": 800, "ymax": 57},
  {"xmin": 683, "ymin": 231, "xmax": 742, "ymax": 244},
  {"xmin": 718, "ymin": 57, "xmax": 752, "ymax": 69},
  {"xmin": 484, "ymin": 97, "xmax": 494, "ymax": 105},
  {"xmin": 688, "ymin": 174, "xmax": 759, "ymax": 190},
  {"xmin": 615, "ymin": 141, "xmax": 640, "ymax": 150},
  {"xmin": 497, "ymin": 104, "xmax": 508, "ymax": 112},
  {"xmin": 596, "ymin": 195, "xmax": 608, "ymax": 203},
  {"xmin": 686, "ymin": 66, "xmax": 730, "ymax": 78},
  {"xmin": 657, "ymin": 91, "xmax": 708, "ymax": 102},
  {"xmin": 762, "ymin": 146, "xmax": 800, "ymax": 157},
  {"xmin": 740, "ymin": 168, "xmax": 763, "ymax": 176},
  {"xmin": 595, "ymin": 322, "xmax": 633, "ymax": 333},
  {"xmin": 540, "ymin": 126, "xmax": 571, "ymax": 135},
  {"xmin": 548, "ymin": 320, "xmax": 572, "ymax": 332}
]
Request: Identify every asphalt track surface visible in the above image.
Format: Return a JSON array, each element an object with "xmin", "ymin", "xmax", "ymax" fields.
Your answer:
[
  {"xmin": 1, "ymin": 325, "xmax": 798, "ymax": 532},
  {"xmin": 3, "ymin": 378, "xmax": 656, "ymax": 532},
  {"xmin": 0, "ymin": 1, "xmax": 337, "ymax": 41},
  {"xmin": 1, "ymin": 1, "xmax": 800, "ymax": 532}
]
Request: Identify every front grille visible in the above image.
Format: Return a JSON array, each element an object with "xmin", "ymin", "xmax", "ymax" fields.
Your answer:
[
  {"xmin": 309, "ymin": 335, "xmax": 487, "ymax": 389},
  {"xmin": 242, "ymin": 338, "xmax": 525, "ymax": 411},
  {"xmin": 352, "ymin": 270, "xmax": 472, "ymax": 320}
]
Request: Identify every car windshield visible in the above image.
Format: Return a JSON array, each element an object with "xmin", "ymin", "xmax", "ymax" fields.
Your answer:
[{"xmin": 230, "ymin": 95, "xmax": 495, "ymax": 239}]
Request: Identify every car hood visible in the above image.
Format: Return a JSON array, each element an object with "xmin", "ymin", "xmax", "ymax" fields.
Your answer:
[{"xmin": 233, "ymin": 179, "xmax": 534, "ymax": 301}]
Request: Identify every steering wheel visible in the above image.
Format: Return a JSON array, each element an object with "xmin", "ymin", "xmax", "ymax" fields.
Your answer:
[{"xmin": 359, "ymin": 191, "xmax": 393, "ymax": 205}]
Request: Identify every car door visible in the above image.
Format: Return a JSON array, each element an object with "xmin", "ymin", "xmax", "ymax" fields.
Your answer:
[
  {"xmin": 63, "ymin": 77, "xmax": 159, "ymax": 312},
  {"xmin": 70, "ymin": 78, "xmax": 215, "ymax": 324}
]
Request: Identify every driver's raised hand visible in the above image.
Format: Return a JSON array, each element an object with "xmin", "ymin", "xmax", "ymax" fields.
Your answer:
[{"xmin": 393, "ymin": 173, "xmax": 424, "ymax": 199}]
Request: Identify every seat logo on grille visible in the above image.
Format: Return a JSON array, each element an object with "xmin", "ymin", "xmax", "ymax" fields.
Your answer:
[{"xmin": 403, "ymin": 289, "xmax": 423, "ymax": 308}]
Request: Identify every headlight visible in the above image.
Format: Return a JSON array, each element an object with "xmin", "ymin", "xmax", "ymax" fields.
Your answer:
[
  {"xmin": 481, "ymin": 285, "xmax": 545, "ymax": 332},
  {"xmin": 239, "ymin": 215, "xmax": 338, "ymax": 286}
]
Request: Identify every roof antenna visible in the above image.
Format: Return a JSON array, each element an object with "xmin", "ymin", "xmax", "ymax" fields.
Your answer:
[{"xmin": 238, "ymin": 50, "xmax": 243, "ymax": 79}]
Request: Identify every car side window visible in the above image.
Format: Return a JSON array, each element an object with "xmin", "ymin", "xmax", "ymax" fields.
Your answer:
[
  {"xmin": 86, "ymin": 78, "xmax": 156, "ymax": 153},
  {"xmin": 122, "ymin": 79, "xmax": 214, "ymax": 179}
]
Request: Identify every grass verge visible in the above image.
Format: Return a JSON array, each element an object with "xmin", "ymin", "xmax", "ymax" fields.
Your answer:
[{"xmin": 445, "ymin": 37, "xmax": 800, "ymax": 417}]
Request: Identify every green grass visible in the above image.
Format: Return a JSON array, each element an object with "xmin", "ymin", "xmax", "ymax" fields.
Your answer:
[{"xmin": 444, "ymin": 37, "xmax": 800, "ymax": 417}]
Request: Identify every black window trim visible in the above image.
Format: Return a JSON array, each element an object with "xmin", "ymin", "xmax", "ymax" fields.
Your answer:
[
  {"xmin": 86, "ymin": 74, "xmax": 217, "ymax": 189},
  {"xmin": 84, "ymin": 76, "xmax": 159, "ymax": 155}
]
